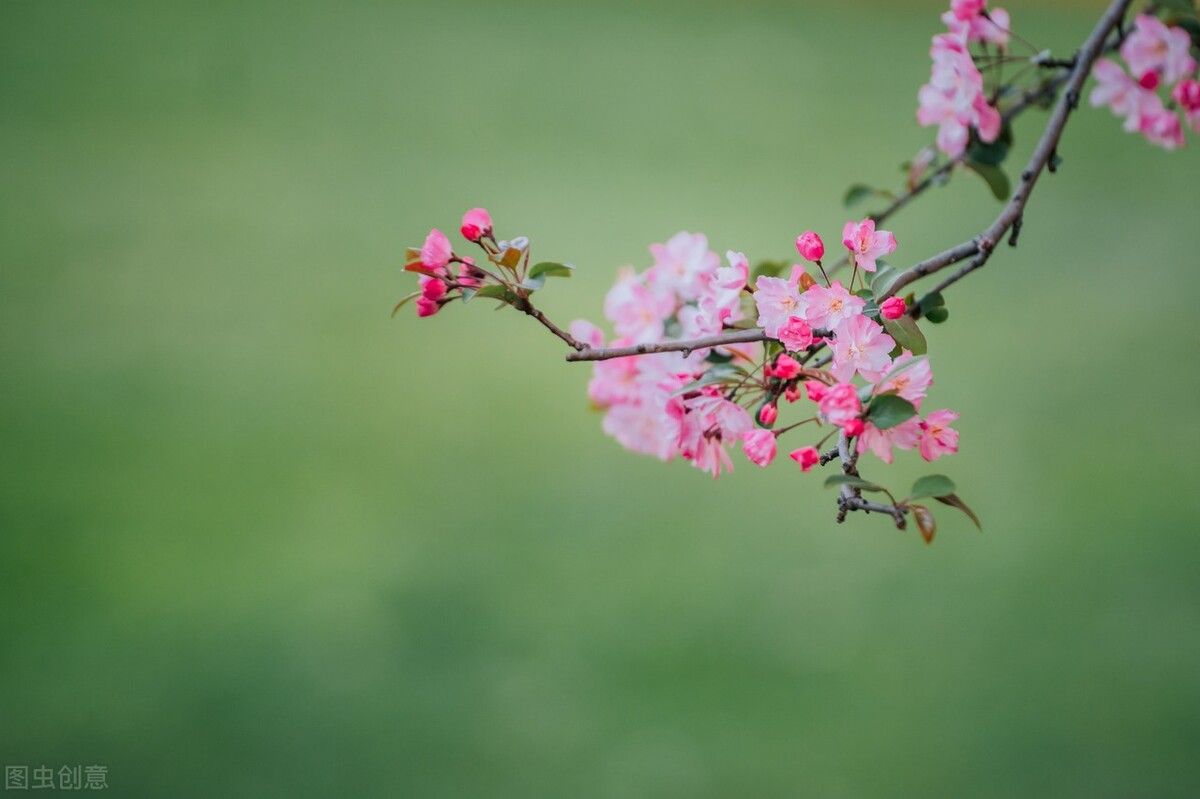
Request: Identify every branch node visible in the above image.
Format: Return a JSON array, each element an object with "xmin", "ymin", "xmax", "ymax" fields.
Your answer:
[{"xmin": 1009, "ymin": 214, "xmax": 1023, "ymax": 247}]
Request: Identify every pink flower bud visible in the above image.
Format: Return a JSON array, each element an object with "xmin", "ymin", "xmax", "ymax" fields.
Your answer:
[
  {"xmin": 785, "ymin": 384, "xmax": 802, "ymax": 403},
  {"xmin": 804, "ymin": 381, "xmax": 827, "ymax": 402},
  {"xmin": 1137, "ymin": 70, "xmax": 1161, "ymax": 91},
  {"xmin": 880, "ymin": 296, "xmax": 907, "ymax": 320},
  {"xmin": 416, "ymin": 296, "xmax": 441, "ymax": 317},
  {"xmin": 459, "ymin": 208, "xmax": 492, "ymax": 242},
  {"xmin": 789, "ymin": 446, "xmax": 821, "ymax": 472},
  {"xmin": 778, "ymin": 316, "xmax": 814, "ymax": 352},
  {"xmin": 950, "ymin": 0, "xmax": 985, "ymax": 21},
  {"xmin": 1173, "ymin": 78, "xmax": 1200, "ymax": 111},
  {"xmin": 758, "ymin": 402, "xmax": 778, "ymax": 427},
  {"xmin": 843, "ymin": 418, "xmax": 865, "ymax": 437},
  {"xmin": 772, "ymin": 354, "xmax": 802, "ymax": 381},
  {"xmin": 742, "ymin": 429, "xmax": 777, "ymax": 467},
  {"xmin": 419, "ymin": 274, "xmax": 447, "ymax": 301},
  {"xmin": 795, "ymin": 231, "xmax": 825, "ymax": 262}
]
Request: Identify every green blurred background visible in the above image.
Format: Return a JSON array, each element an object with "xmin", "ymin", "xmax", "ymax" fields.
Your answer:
[{"xmin": 2, "ymin": 0, "xmax": 1198, "ymax": 796}]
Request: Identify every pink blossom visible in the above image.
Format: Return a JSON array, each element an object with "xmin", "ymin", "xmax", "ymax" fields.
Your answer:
[
  {"xmin": 753, "ymin": 275, "xmax": 805, "ymax": 337},
  {"xmin": 880, "ymin": 296, "xmax": 907, "ymax": 320},
  {"xmin": 784, "ymin": 384, "xmax": 802, "ymax": 403},
  {"xmin": 677, "ymin": 392, "xmax": 753, "ymax": 478},
  {"xmin": 857, "ymin": 417, "xmax": 922, "ymax": 464},
  {"xmin": 588, "ymin": 353, "xmax": 643, "ymax": 407},
  {"xmin": 829, "ymin": 314, "xmax": 896, "ymax": 383},
  {"xmin": 420, "ymin": 228, "xmax": 452, "ymax": 271},
  {"xmin": 1140, "ymin": 102, "xmax": 1185, "ymax": 150},
  {"xmin": 804, "ymin": 381, "xmax": 828, "ymax": 403},
  {"xmin": 919, "ymin": 409, "xmax": 960, "ymax": 462},
  {"xmin": 709, "ymin": 251, "xmax": 750, "ymax": 310},
  {"xmin": 678, "ymin": 296, "xmax": 732, "ymax": 339},
  {"xmin": 648, "ymin": 232, "xmax": 719, "ymax": 301},
  {"xmin": 459, "ymin": 208, "xmax": 492, "ymax": 242},
  {"xmin": 603, "ymin": 401, "xmax": 678, "ymax": 462},
  {"xmin": 819, "ymin": 383, "xmax": 862, "ymax": 429},
  {"xmin": 973, "ymin": 7, "xmax": 1010, "ymax": 49},
  {"xmin": 777, "ymin": 316, "xmax": 814, "ymax": 352},
  {"xmin": 742, "ymin": 429, "xmax": 777, "ymax": 467},
  {"xmin": 1173, "ymin": 79, "xmax": 1200, "ymax": 131},
  {"xmin": 604, "ymin": 272, "xmax": 675, "ymax": 344},
  {"xmin": 843, "ymin": 419, "xmax": 864, "ymax": 438},
  {"xmin": 789, "ymin": 446, "xmax": 820, "ymax": 472},
  {"xmin": 1089, "ymin": 59, "xmax": 1140, "ymax": 125},
  {"xmin": 877, "ymin": 352, "xmax": 934, "ymax": 408},
  {"xmin": 1121, "ymin": 15, "xmax": 1197, "ymax": 86},
  {"xmin": 795, "ymin": 231, "xmax": 825, "ymax": 262},
  {"xmin": 950, "ymin": 0, "xmax": 986, "ymax": 22},
  {"xmin": 759, "ymin": 402, "xmax": 778, "ymax": 427},
  {"xmin": 570, "ymin": 319, "xmax": 606, "ymax": 350},
  {"xmin": 801, "ymin": 281, "xmax": 864, "ymax": 331},
  {"xmin": 842, "ymin": 219, "xmax": 897, "ymax": 273},
  {"xmin": 771, "ymin": 354, "xmax": 802, "ymax": 381},
  {"xmin": 416, "ymin": 297, "xmax": 441, "ymax": 317}
]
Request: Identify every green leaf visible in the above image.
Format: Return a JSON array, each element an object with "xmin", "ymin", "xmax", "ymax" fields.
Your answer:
[
  {"xmin": 924, "ymin": 306, "xmax": 950, "ymax": 324},
  {"xmin": 843, "ymin": 184, "xmax": 876, "ymax": 208},
  {"xmin": 910, "ymin": 474, "xmax": 957, "ymax": 500},
  {"xmin": 866, "ymin": 394, "xmax": 918, "ymax": 430},
  {"xmin": 824, "ymin": 474, "xmax": 885, "ymax": 492},
  {"xmin": 391, "ymin": 291, "xmax": 421, "ymax": 317},
  {"xmin": 460, "ymin": 287, "xmax": 478, "ymax": 304},
  {"xmin": 910, "ymin": 504, "xmax": 937, "ymax": 544},
  {"xmin": 405, "ymin": 247, "xmax": 422, "ymax": 264},
  {"xmin": 881, "ymin": 314, "xmax": 928, "ymax": 356},
  {"xmin": 916, "ymin": 291, "xmax": 944, "ymax": 314},
  {"xmin": 474, "ymin": 284, "xmax": 512, "ymax": 302},
  {"xmin": 1154, "ymin": 0, "xmax": 1195, "ymax": 14},
  {"xmin": 876, "ymin": 354, "xmax": 928, "ymax": 386},
  {"xmin": 528, "ymin": 261, "xmax": 574, "ymax": 280},
  {"xmin": 935, "ymin": 493, "xmax": 982, "ymax": 530},
  {"xmin": 966, "ymin": 159, "xmax": 1011, "ymax": 201},
  {"xmin": 870, "ymin": 264, "xmax": 899, "ymax": 295},
  {"xmin": 965, "ymin": 121, "xmax": 1013, "ymax": 166},
  {"xmin": 750, "ymin": 260, "xmax": 789, "ymax": 285}
]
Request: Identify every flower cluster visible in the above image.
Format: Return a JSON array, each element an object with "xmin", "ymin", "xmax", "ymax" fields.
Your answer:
[
  {"xmin": 1090, "ymin": 14, "xmax": 1199, "ymax": 150},
  {"xmin": 575, "ymin": 225, "xmax": 958, "ymax": 480},
  {"xmin": 917, "ymin": 0, "xmax": 1008, "ymax": 157}
]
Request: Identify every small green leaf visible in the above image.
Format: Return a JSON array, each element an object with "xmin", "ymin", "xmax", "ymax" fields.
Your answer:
[
  {"xmin": 460, "ymin": 287, "xmax": 478, "ymax": 304},
  {"xmin": 881, "ymin": 314, "xmax": 928, "ymax": 356},
  {"xmin": 965, "ymin": 121, "xmax": 1013, "ymax": 166},
  {"xmin": 824, "ymin": 474, "xmax": 884, "ymax": 492},
  {"xmin": 843, "ymin": 184, "xmax": 877, "ymax": 208},
  {"xmin": 528, "ymin": 261, "xmax": 574, "ymax": 280},
  {"xmin": 867, "ymin": 394, "xmax": 918, "ymax": 430},
  {"xmin": 1154, "ymin": 0, "xmax": 1194, "ymax": 14},
  {"xmin": 966, "ymin": 159, "xmax": 1011, "ymax": 201},
  {"xmin": 910, "ymin": 474, "xmax": 957, "ymax": 500},
  {"xmin": 391, "ymin": 291, "xmax": 421, "ymax": 317},
  {"xmin": 924, "ymin": 306, "xmax": 950, "ymax": 324},
  {"xmin": 935, "ymin": 493, "xmax": 982, "ymax": 530},
  {"xmin": 751, "ymin": 260, "xmax": 789, "ymax": 285},
  {"xmin": 474, "ymin": 284, "xmax": 512, "ymax": 302},
  {"xmin": 917, "ymin": 291, "xmax": 944, "ymax": 313},
  {"xmin": 670, "ymin": 365, "xmax": 744, "ymax": 397},
  {"xmin": 870, "ymin": 264, "xmax": 899, "ymax": 295},
  {"xmin": 910, "ymin": 504, "xmax": 937, "ymax": 544}
]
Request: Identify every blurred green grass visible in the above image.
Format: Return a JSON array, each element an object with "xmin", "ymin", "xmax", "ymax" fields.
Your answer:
[{"xmin": 2, "ymin": 0, "xmax": 1199, "ymax": 796}]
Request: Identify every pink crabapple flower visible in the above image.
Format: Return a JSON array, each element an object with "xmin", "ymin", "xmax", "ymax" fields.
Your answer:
[
  {"xmin": 818, "ymin": 383, "xmax": 862, "ymax": 429},
  {"xmin": 842, "ymin": 219, "xmax": 897, "ymax": 273},
  {"xmin": 1120, "ymin": 14, "xmax": 1197, "ymax": 86},
  {"xmin": 857, "ymin": 417, "xmax": 923, "ymax": 464},
  {"xmin": 753, "ymin": 275, "xmax": 805, "ymax": 338},
  {"xmin": 801, "ymin": 281, "xmax": 864, "ymax": 331},
  {"xmin": 950, "ymin": 0, "xmax": 986, "ymax": 22},
  {"xmin": 676, "ymin": 391, "xmax": 754, "ymax": 478},
  {"xmin": 789, "ymin": 446, "xmax": 821, "ymax": 473},
  {"xmin": 459, "ymin": 208, "xmax": 492, "ymax": 242},
  {"xmin": 604, "ymin": 270, "xmax": 676, "ymax": 344},
  {"xmin": 420, "ymin": 228, "xmax": 452, "ymax": 271},
  {"xmin": 919, "ymin": 409, "xmax": 960, "ymax": 462},
  {"xmin": 648, "ymin": 232, "xmax": 720, "ymax": 302},
  {"xmin": 1139, "ymin": 100, "xmax": 1185, "ymax": 150},
  {"xmin": 1089, "ymin": 59, "xmax": 1141, "ymax": 127},
  {"xmin": 805, "ymin": 381, "xmax": 827, "ymax": 403},
  {"xmin": 880, "ymin": 296, "xmax": 907, "ymax": 320},
  {"xmin": 418, "ymin": 274, "xmax": 446, "ymax": 302},
  {"xmin": 843, "ymin": 419, "xmax": 865, "ymax": 438},
  {"xmin": 771, "ymin": 354, "xmax": 803, "ymax": 381},
  {"xmin": 1172, "ymin": 79, "xmax": 1200, "ymax": 132},
  {"xmin": 777, "ymin": 316, "xmax": 814, "ymax": 352},
  {"xmin": 876, "ymin": 352, "xmax": 934, "ymax": 408},
  {"xmin": 795, "ymin": 231, "xmax": 825, "ymax": 262},
  {"xmin": 785, "ymin": 384, "xmax": 803, "ymax": 403},
  {"xmin": 829, "ymin": 314, "xmax": 896, "ymax": 383},
  {"xmin": 742, "ymin": 429, "xmax": 778, "ymax": 467},
  {"xmin": 569, "ymin": 319, "xmax": 606, "ymax": 350}
]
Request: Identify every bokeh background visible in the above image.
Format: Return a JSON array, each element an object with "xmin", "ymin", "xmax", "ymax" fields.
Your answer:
[{"xmin": 3, "ymin": 0, "xmax": 1199, "ymax": 796}]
